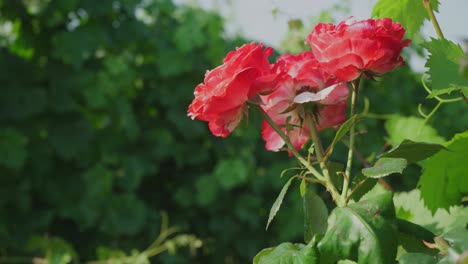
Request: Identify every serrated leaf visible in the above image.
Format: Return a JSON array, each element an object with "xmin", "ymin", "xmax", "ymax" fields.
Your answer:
[
  {"xmin": 253, "ymin": 242, "xmax": 318, "ymax": 264},
  {"xmin": 318, "ymin": 193, "xmax": 398, "ymax": 264},
  {"xmin": 303, "ymin": 184, "xmax": 328, "ymax": 243},
  {"xmin": 326, "ymin": 115, "xmax": 359, "ymax": 159},
  {"xmin": 362, "ymin": 158, "xmax": 407, "ymax": 178},
  {"xmin": 380, "ymin": 139, "xmax": 445, "ymax": 163},
  {"xmin": 372, "ymin": 0, "xmax": 439, "ymax": 37},
  {"xmin": 419, "ymin": 131, "xmax": 468, "ymax": 213},
  {"xmin": 438, "ymin": 227, "xmax": 468, "ymax": 264},
  {"xmin": 266, "ymin": 177, "xmax": 294, "ymax": 230},
  {"xmin": 398, "ymin": 253, "xmax": 437, "ymax": 264},
  {"xmin": 394, "ymin": 189, "xmax": 468, "ymax": 234},
  {"xmin": 385, "ymin": 115, "xmax": 445, "ymax": 146},
  {"xmin": 423, "ymin": 38, "xmax": 468, "ymax": 97}
]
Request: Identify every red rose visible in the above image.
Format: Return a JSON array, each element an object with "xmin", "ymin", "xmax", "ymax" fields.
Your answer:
[
  {"xmin": 187, "ymin": 42, "xmax": 278, "ymax": 137},
  {"xmin": 261, "ymin": 52, "xmax": 349, "ymax": 152},
  {"xmin": 306, "ymin": 18, "xmax": 411, "ymax": 82}
]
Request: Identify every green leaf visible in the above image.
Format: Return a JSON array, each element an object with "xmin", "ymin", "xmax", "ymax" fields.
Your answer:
[
  {"xmin": 380, "ymin": 139, "xmax": 445, "ymax": 163},
  {"xmin": 213, "ymin": 159, "xmax": 249, "ymax": 189},
  {"xmin": 394, "ymin": 189, "xmax": 468, "ymax": 234},
  {"xmin": 397, "ymin": 219, "xmax": 435, "ymax": 243},
  {"xmin": 28, "ymin": 236, "xmax": 78, "ymax": 264},
  {"xmin": 318, "ymin": 193, "xmax": 398, "ymax": 264},
  {"xmin": 362, "ymin": 157, "xmax": 407, "ymax": 178},
  {"xmin": 419, "ymin": 131, "xmax": 468, "ymax": 213},
  {"xmin": 438, "ymin": 227, "xmax": 468, "ymax": 264},
  {"xmin": 326, "ymin": 115, "xmax": 359, "ymax": 159},
  {"xmin": 303, "ymin": 185, "xmax": 328, "ymax": 243},
  {"xmin": 385, "ymin": 115, "xmax": 445, "ymax": 145},
  {"xmin": 349, "ymin": 173, "xmax": 377, "ymax": 202},
  {"xmin": 0, "ymin": 128, "xmax": 28, "ymax": 169},
  {"xmin": 396, "ymin": 219, "xmax": 438, "ymax": 257},
  {"xmin": 398, "ymin": 253, "xmax": 437, "ymax": 264},
  {"xmin": 266, "ymin": 177, "xmax": 295, "ymax": 230},
  {"xmin": 423, "ymin": 38, "xmax": 468, "ymax": 97},
  {"xmin": 328, "ymin": 162, "xmax": 345, "ymax": 192},
  {"xmin": 253, "ymin": 243, "xmax": 318, "ymax": 264},
  {"xmin": 300, "ymin": 178, "xmax": 307, "ymax": 198},
  {"xmin": 372, "ymin": 0, "xmax": 439, "ymax": 37},
  {"xmin": 195, "ymin": 175, "xmax": 219, "ymax": 206}
]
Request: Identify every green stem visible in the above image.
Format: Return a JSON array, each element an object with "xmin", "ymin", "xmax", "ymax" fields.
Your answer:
[
  {"xmin": 253, "ymin": 104, "xmax": 326, "ymax": 182},
  {"xmin": 421, "ymin": 75, "xmax": 464, "ymax": 103},
  {"xmin": 423, "ymin": 0, "xmax": 445, "ymax": 39},
  {"xmin": 423, "ymin": 101, "xmax": 443, "ymax": 125},
  {"xmin": 306, "ymin": 114, "xmax": 343, "ymax": 206},
  {"xmin": 341, "ymin": 78, "xmax": 361, "ymax": 204}
]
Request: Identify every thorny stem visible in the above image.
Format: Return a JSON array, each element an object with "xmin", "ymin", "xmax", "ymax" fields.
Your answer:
[
  {"xmin": 307, "ymin": 113, "xmax": 344, "ymax": 206},
  {"xmin": 423, "ymin": 0, "xmax": 445, "ymax": 39},
  {"xmin": 341, "ymin": 78, "xmax": 361, "ymax": 204},
  {"xmin": 253, "ymin": 104, "xmax": 326, "ymax": 182}
]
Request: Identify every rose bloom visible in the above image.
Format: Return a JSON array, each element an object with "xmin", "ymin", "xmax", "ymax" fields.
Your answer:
[
  {"xmin": 262, "ymin": 52, "xmax": 349, "ymax": 152},
  {"xmin": 187, "ymin": 42, "xmax": 279, "ymax": 137},
  {"xmin": 306, "ymin": 18, "xmax": 411, "ymax": 82}
]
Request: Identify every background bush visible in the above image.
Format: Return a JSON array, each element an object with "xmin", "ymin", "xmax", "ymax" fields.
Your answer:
[{"xmin": 0, "ymin": 0, "xmax": 466, "ymax": 263}]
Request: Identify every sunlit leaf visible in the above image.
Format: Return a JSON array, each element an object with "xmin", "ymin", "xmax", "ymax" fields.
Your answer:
[
  {"xmin": 385, "ymin": 115, "xmax": 445, "ymax": 145},
  {"xmin": 419, "ymin": 131, "xmax": 468, "ymax": 213},
  {"xmin": 372, "ymin": 0, "xmax": 439, "ymax": 37},
  {"xmin": 423, "ymin": 38, "xmax": 468, "ymax": 97}
]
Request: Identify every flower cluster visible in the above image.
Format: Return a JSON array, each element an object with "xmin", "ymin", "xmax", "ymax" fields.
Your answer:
[{"xmin": 188, "ymin": 18, "xmax": 410, "ymax": 151}]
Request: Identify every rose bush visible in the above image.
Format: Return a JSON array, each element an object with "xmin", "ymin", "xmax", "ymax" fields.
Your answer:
[
  {"xmin": 187, "ymin": 42, "xmax": 279, "ymax": 137},
  {"xmin": 306, "ymin": 18, "xmax": 411, "ymax": 82},
  {"xmin": 188, "ymin": 12, "xmax": 467, "ymax": 263}
]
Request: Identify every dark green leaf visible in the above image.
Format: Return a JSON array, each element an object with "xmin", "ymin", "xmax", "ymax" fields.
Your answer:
[
  {"xmin": 253, "ymin": 243, "xmax": 318, "ymax": 264},
  {"xmin": 362, "ymin": 157, "xmax": 407, "ymax": 178},
  {"xmin": 349, "ymin": 173, "xmax": 378, "ymax": 202},
  {"xmin": 328, "ymin": 162, "xmax": 344, "ymax": 192},
  {"xmin": 372, "ymin": 0, "xmax": 439, "ymax": 37},
  {"xmin": 398, "ymin": 253, "xmax": 437, "ymax": 264},
  {"xmin": 419, "ymin": 131, "xmax": 468, "ymax": 213},
  {"xmin": 213, "ymin": 159, "xmax": 249, "ymax": 189},
  {"xmin": 303, "ymin": 184, "xmax": 328, "ymax": 243},
  {"xmin": 380, "ymin": 139, "xmax": 445, "ymax": 163},
  {"xmin": 0, "ymin": 128, "xmax": 27, "ymax": 169},
  {"xmin": 318, "ymin": 193, "xmax": 398, "ymax": 264},
  {"xmin": 266, "ymin": 177, "xmax": 294, "ymax": 230},
  {"xmin": 385, "ymin": 115, "xmax": 445, "ymax": 145},
  {"xmin": 423, "ymin": 38, "xmax": 468, "ymax": 97},
  {"xmin": 195, "ymin": 175, "xmax": 219, "ymax": 206},
  {"xmin": 397, "ymin": 219, "xmax": 435, "ymax": 242}
]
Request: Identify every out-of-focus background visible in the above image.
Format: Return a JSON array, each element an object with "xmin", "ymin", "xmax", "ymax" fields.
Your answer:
[{"xmin": 0, "ymin": 0, "xmax": 466, "ymax": 263}]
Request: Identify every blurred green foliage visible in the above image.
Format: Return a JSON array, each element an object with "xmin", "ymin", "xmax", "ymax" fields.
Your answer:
[
  {"xmin": 0, "ymin": 0, "xmax": 466, "ymax": 263},
  {"xmin": 0, "ymin": 0, "xmax": 303, "ymax": 263}
]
